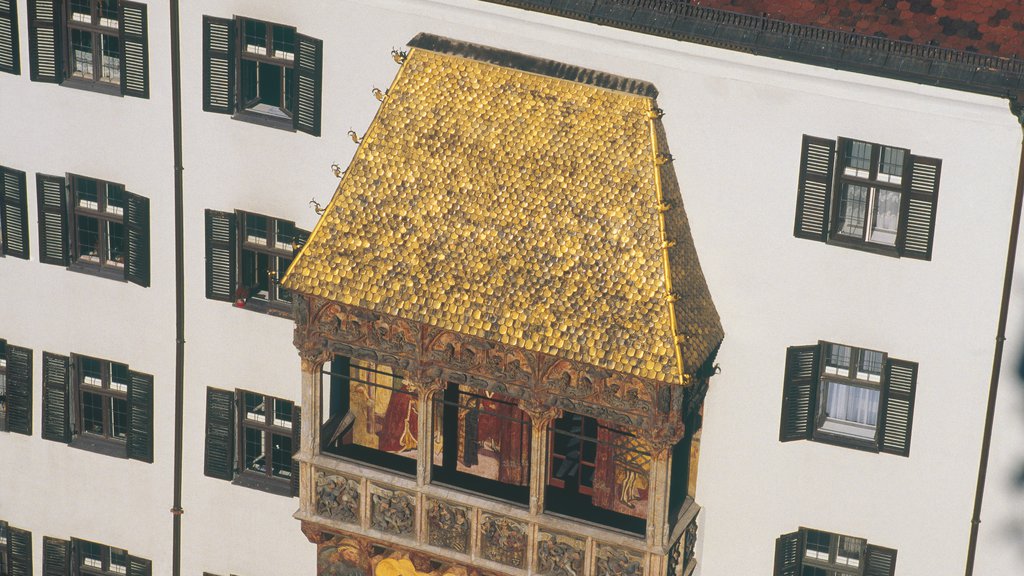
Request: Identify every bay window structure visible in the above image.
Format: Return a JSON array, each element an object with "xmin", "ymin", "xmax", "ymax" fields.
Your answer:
[
  {"xmin": 283, "ymin": 35, "xmax": 723, "ymax": 576},
  {"xmin": 41, "ymin": 536, "xmax": 150, "ymax": 576},
  {"xmin": 794, "ymin": 135, "xmax": 940, "ymax": 260},
  {"xmin": 320, "ymin": 356, "xmax": 419, "ymax": 476},
  {"xmin": 1, "ymin": 165, "xmax": 29, "ymax": 259},
  {"xmin": 0, "ymin": 521, "xmax": 32, "ymax": 576},
  {"xmin": 36, "ymin": 173, "xmax": 149, "ymax": 286},
  {"xmin": 202, "ymin": 15, "xmax": 322, "ymax": 135},
  {"xmin": 780, "ymin": 342, "xmax": 917, "ymax": 455},
  {"xmin": 0, "ymin": 339, "xmax": 32, "ymax": 435},
  {"xmin": 775, "ymin": 527, "xmax": 896, "ymax": 576},
  {"xmin": 40, "ymin": 352, "xmax": 152, "ymax": 462},
  {"xmin": 203, "ymin": 388, "xmax": 300, "ymax": 497},
  {"xmin": 204, "ymin": 209, "xmax": 308, "ymax": 316},
  {"xmin": 27, "ymin": 0, "xmax": 148, "ymax": 97},
  {"xmin": 431, "ymin": 384, "xmax": 531, "ymax": 503}
]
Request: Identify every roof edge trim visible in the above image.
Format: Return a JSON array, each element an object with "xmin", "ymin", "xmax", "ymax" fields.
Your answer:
[{"xmin": 407, "ymin": 32, "xmax": 659, "ymax": 98}]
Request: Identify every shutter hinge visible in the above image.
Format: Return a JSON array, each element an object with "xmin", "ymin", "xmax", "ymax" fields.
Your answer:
[{"xmin": 170, "ymin": 506, "xmax": 184, "ymax": 516}]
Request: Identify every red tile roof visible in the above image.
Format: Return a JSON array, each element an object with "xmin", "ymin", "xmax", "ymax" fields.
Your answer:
[{"xmin": 695, "ymin": 0, "xmax": 1024, "ymax": 60}]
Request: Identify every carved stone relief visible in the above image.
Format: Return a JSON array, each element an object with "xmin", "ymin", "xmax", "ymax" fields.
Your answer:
[
  {"xmin": 426, "ymin": 499, "xmax": 470, "ymax": 554},
  {"xmin": 316, "ymin": 471, "xmax": 361, "ymax": 524},
  {"xmin": 479, "ymin": 514, "xmax": 527, "ymax": 569},
  {"xmin": 369, "ymin": 485, "xmax": 416, "ymax": 537},
  {"xmin": 535, "ymin": 531, "xmax": 584, "ymax": 576},
  {"xmin": 594, "ymin": 544, "xmax": 643, "ymax": 576}
]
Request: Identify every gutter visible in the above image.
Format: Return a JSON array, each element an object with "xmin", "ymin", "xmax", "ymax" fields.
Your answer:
[
  {"xmin": 169, "ymin": 2, "xmax": 185, "ymax": 576},
  {"xmin": 964, "ymin": 100, "xmax": 1024, "ymax": 576}
]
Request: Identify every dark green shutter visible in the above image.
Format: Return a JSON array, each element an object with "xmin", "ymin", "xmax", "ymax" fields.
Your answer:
[
  {"xmin": 127, "ymin": 370, "xmax": 154, "ymax": 462},
  {"xmin": 27, "ymin": 0, "xmax": 61, "ymax": 83},
  {"xmin": 41, "ymin": 352, "xmax": 70, "ymax": 443},
  {"xmin": 204, "ymin": 387, "xmax": 235, "ymax": 480},
  {"xmin": 291, "ymin": 405, "xmax": 302, "ymax": 497},
  {"xmin": 1, "ymin": 166, "xmax": 29, "ymax": 259},
  {"xmin": 36, "ymin": 174, "xmax": 68, "ymax": 266},
  {"xmin": 8, "ymin": 526, "xmax": 32, "ymax": 576},
  {"xmin": 0, "ymin": 0, "xmax": 20, "ymax": 75},
  {"xmin": 6, "ymin": 344, "xmax": 33, "ymax": 436},
  {"xmin": 205, "ymin": 210, "xmax": 236, "ymax": 301},
  {"xmin": 864, "ymin": 544, "xmax": 897, "ymax": 576},
  {"xmin": 126, "ymin": 555, "xmax": 152, "ymax": 576},
  {"xmin": 42, "ymin": 536, "xmax": 69, "ymax": 576},
  {"xmin": 118, "ymin": 1, "xmax": 148, "ymax": 98},
  {"xmin": 900, "ymin": 155, "xmax": 940, "ymax": 261},
  {"xmin": 880, "ymin": 358, "xmax": 917, "ymax": 456},
  {"xmin": 794, "ymin": 135, "xmax": 835, "ymax": 242},
  {"xmin": 202, "ymin": 16, "xmax": 235, "ymax": 114},
  {"xmin": 293, "ymin": 33, "xmax": 323, "ymax": 136},
  {"xmin": 124, "ymin": 192, "xmax": 150, "ymax": 287},
  {"xmin": 773, "ymin": 531, "xmax": 802, "ymax": 576},
  {"xmin": 779, "ymin": 345, "xmax": 819, "ymax": 442}
]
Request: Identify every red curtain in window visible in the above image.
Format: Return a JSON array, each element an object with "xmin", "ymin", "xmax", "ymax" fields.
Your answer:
[
  {"xmin": 496, "ymin": 402, "xmax": 527, "ymax": 485},
  {"xmin": 593, "ymin": 424, "xmax": 618, "ymax": 510}
]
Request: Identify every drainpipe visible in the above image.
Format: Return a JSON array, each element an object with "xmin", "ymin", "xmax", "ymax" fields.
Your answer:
[
  {"xmin": 169, "ymin": 2, "xmax": 185, "ymax": 576},
  {"xmin": 964, "ymin": 99, "xmax": 1024, "ymax": 576}
]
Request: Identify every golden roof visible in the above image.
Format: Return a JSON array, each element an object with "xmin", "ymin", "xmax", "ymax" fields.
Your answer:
[{"xmin": 284, "ymin": 35, "xmax": 722, "ymax": 384}]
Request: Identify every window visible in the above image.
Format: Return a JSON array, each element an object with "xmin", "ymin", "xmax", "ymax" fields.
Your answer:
[
  {"xmin": 0, "ymin": 339, "xmax": 33, "ymax": 436},
  {"xmin": 40, "ymin": 352, "xmax": 152, "ymax": 462},
  {"xmin": 37, "ymin": 173, "xmax": 150, "ymax": 286},
  {"xmin": 0, "ymin": 521, "xmax": 32, "ymax": 576},
  {"xmin": 320, "ymin": 356, "xmax": 418, "ymax": 476},
  {"xmin": 28, "ymin": 0, "xmax": 148, "ymax": 97},
  {"xmin": 0, "ymin": 0, "xmax": 20, "ymax": 75},
  {"xmin": 202, "ymin": 15, "xmax": 322, "ymax": 135},
  {"xmin": 774, "ymin": 528, "xmax": 896, "ymax": 576},
  {"xmin": 203, "ymin": 387, "xmax": 300, "ymax": 497},
  {"xmin": 779, "ymin": 342, "xmax": 917, "ymax": 455},
  {"xmin": 545, "ymin": 412, "xmax": 650, "ymax": 535},
  {"xmin": 794, "ymin": 135, "xmax": 940, "ymax": 260},
  {"xmin": 42, "ymin": 537, "xmax": 150, "ymax": 576},
  {"xmin": 431, "ymin": 383, "xmax": 531, "ymax": 504},
  {"xmin": 1, "ymin": 165, "xmax": 29, "ymax": 260},
  {"xmin": 204, "ymin": 209, "xmax": 308, "ymax": 316}
]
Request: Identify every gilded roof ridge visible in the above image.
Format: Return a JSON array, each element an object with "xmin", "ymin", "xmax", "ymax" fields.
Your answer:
[{"xmin": 407, "ymin": 33, "xmax": 658, "ymax": 98}]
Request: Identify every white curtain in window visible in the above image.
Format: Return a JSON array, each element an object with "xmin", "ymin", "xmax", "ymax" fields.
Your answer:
[
  {"xmin": 870, "ymin": 189, "xmax": 901, "ymax": 245},
  {"xmin": 825, "ymin": 382, "xmax": 879, "ymax": 426}
]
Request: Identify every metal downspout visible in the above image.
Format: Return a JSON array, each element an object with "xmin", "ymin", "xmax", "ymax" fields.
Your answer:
[
  {"xmin": 964, "ymin": 101, "xmax": 1024, "ymax": 576},
  {"xmin": 169, "ymin": 1, "xmax": 185, "ymax": 576}
]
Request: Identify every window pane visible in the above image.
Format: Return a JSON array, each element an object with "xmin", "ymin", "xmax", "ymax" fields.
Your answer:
[
  {"xmin": 111, "ymin": 397, "xmax": 128, "ymax": 440},
  {"xmin": 274, "ymin": 399, "xmax": 293, "ymax": 427},
  {"xmin": 109, "ymin": 548, "xmax": 128, "ymax": 575},
  {"xmin": 244, "ymin": 392, "xmax": 266, "ymax": 421},
  {"xmin": 77, "ymin": 215, "xmax": 100, "ymax": 261},
  {"xmin": 81, "ymin": 357, "xmax": 103, "ymax": 384},
  {"xmin": 100, "ymin": 34, "xmax": 120, "ymax": 83},
  {"xmin": 244, "ymin": 214, "xmax": 268, "ymax": 245},
  {"xmin": 71, "ymin": 29, "xmax": 94, "ymax": 79},
  {"xmin": 258, "ymin": 62, "xmax": 283, "ymax": 108},
  {"xmin": 240, "ymin": 58, "xmax": 258, "ymax": 106},
  {"xmin": 824, "ymin": 344, "xmax": 851, "ymax": 376},
  {"xmin": 276, "ymin": 220, "xmax": 296, "ymax": 248},
  {"xmin": 79, "ymin": 541, "xmax": 103, "ymax": 568},
  {"xmin": 106, "ymin": 220, "xmax": 126, "ymax": 265},
  {"xmin": 836, "ymin": 184, "xmax": 868, "ymax": 238},
  {"xmin": 100, "ymin": 0, "xmax": 119, "ymax": 25},
  {"xmin": 69, "ymin": 0, "xmax": 91, "ymax": 22},
  {"xmin": 819, "ymin": 381, "xmax": 880, "ymax": 440},
  {"xmin": 272, "ymin": 25, "xmax": 295, "ymax": 57},
  {"xmin": 82, "ymin": 391, "xmax": 105, "ymax": 435},
  {"xmin": 276, "ymin": 256, "xmax": 293, "ymax": 302},
  {"xmin": 836, "ymin": 535, "xmax": 866, "ymax": 567},
  {"xmin": 271, "ymin": 432, "xmax": 292, "ymax": 478},
  {"xmin": 106, "ymin": 184, "xmax": 125, "ymax": 214},
  {"xmin": 244, "ymin": 427, "xmax": 265, "ymax": 472},
  {"xmin": 76, "ymin": 178, "xmax": 98, "ymax": 208},
  {"xmin": 243, "ymin": 19, "xmax": 267, "ymax": 53},
  {"xmin": 110, "ymin": 362, "xmax": 130, "ymax": 391},
  {"xmin": 844, "ymin": 140, "xmax": 872, "ymax": 175},
  {"xmin": 878, "ymin": 146, "xmax": 905, "ymax": 184},
  {"xmin": 858, "ymin": 349, "xmax": 884, "ymax": 381},
  {"xmin": 240, "ymin": 250, "xmax": 270, "ymax": 300},
  {"xmin": 868, "ymin": 188, "xmax": 900, "ymax": 246},
  {"xmin": 804, "ymin": 529, "xmax": 831, "ymax": 559}
]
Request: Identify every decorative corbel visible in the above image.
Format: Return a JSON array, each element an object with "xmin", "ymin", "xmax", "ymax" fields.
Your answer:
[
  {"xmin": 519, "ymin": 396, "xmax": 563, "ymax": 428},
  {"xmin": 300, "ymin": 520, "xmax": 332, "ymax": 545}
]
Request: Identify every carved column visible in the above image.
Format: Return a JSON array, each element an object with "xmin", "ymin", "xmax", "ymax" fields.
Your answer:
[
  {"xmin": 300, "ymin": 350, "xmax": 330, "ymax": 516},
  {"xmin": 641, "ymin": 437, "xmax": 675, "ymax": 550},
  {"xmin": 413, "ymin": 378, "xmax": 445, "ymax": 488},
  {"xmin": 521, "ymin": 400, "xmax": 562, "ymax": 516}
]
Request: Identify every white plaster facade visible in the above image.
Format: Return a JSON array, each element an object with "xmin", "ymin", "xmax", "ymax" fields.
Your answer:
[{"xmin": 1, "ymin": 0, "xmax": 1022, "ymax": 575}]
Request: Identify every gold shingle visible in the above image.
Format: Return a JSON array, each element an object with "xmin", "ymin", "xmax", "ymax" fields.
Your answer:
[{"xmin": 284, "ymin": 45, "xmax": 723, "ymax": 384}]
